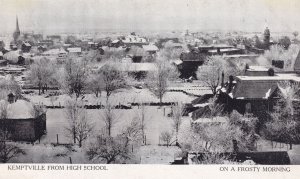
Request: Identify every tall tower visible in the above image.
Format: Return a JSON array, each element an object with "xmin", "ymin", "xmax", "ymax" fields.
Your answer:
[
  {"xmin": 13, "ymin": 16, "xmax": 21, "ymax": 42},
  {"xmin": 263, "ymin": 27, "xmax": 270, "ymax": 46}
]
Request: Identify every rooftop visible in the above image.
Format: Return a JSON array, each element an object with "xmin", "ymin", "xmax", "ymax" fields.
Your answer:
[
  {"xmin": 236, "ymin": 73, "xmax": 300, "ymax": 82},
  {"xmin": 0, "ymin": 100, "xmax": 35, "ymax": 119},
  {"xmin": 67, "ymin": 47, "xmax": 82, "ymax": 53},
  {"xmin": 142, "ymin": 45, "xmax": 159, "ymax": 52},
  {"xmin": 246, "ymin": 66, "xmax": 270, "ymax": 72}
]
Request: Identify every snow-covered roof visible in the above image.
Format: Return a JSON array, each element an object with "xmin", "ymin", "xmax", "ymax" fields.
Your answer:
[
  {"xmin": 1, "ymin": 100, "xmax": 35, "ymax": 119},
  {"xmin": 43, "ymin": 48, "xmax": 67, "ymax": 55},
  {"xmin": 3, "ymin": 50, "xmax": 22, "ymax": 64},
  {"xmin": 112, "ymin": 40, "xmax": 120, "ymax": 43},
  {"xmin": 247, "ymin": 66, "xmax": 269, "ymax": 72},
  {"xmin": 115, "ymin": 63, "xmax": 157, "ymax": 72},
  {"xmin": 67, "ymin": 47, "xmax": 82, "ymax": 53},
  {"xmin": 193, "ymin": 117, "xmax": 228, "ymax": 124},
  {"xmin": 236, "ymin": 73, "xmax": 300, "ymax": 82},
  {"xmin": 171, "ymin": 59, "xmax": 183, "ymax": 65},
  {"xmin": 23, "ymin": 42, "xmax": 31, "ymax": 46},
  {"xmin": 142, "ymin": 45, "xmax": 159, "ymax": 52},
  {"xmin": 193, "ymin": 103, "xmax": 211, "ymax": 108},
  {"xmin": 122, "ymin": 35, "xmax": 147, "ymax": 43}
]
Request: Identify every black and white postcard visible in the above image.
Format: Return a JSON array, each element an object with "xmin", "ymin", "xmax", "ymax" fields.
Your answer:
[{"xmin": 0, "ymin": 0, "xmax": 299, "ymax": 178}]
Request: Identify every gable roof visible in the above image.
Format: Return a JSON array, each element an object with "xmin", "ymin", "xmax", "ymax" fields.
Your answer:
[
  {"xmin": 0, "ymin": 99, "xmax": 35, "ymax": 119},
  {"xmin": 294, "ymin": 50, "xmax": 300, "ymax": 73},
  {"xmin": 67, "ymin": 47, "xmax": 82, "ymax": 53},
  {"xmin": 142, "ymin": 45, "xmax": 159, "ymax": 52},
  {"xmin": 232, "ymin": 78, "xmax": 279, "ymax": 99}
]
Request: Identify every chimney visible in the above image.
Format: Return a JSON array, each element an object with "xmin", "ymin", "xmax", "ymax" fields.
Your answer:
[
  {"xmin": 227, "ymin": 75, "xmax": 234, "ymax": 93},
  {"xmin": 8, "ymin": 93, "xmax": 16, "ymax": 104},
  {"xmin": 221, "ymin": 72, "xmax": 224, "ymax": 87}
]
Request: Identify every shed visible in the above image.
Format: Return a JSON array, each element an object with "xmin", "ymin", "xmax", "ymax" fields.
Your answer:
[{"xmin": 0, "ymin": 99, "xmax": 46, "ymax": 142}]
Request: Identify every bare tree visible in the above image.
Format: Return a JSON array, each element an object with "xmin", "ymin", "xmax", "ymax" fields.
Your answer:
[
  {"xmin": 263, "ymin": 82, "xmax": 300, "ymax": 149},
  {"xmin": 87, "ymin": 134, "xmax": 130, "ymax": 164},
  {"xmin": 197, "ymin": 56, "xmax": 224, "ymax": 95},
  {"xmin": 197, "ymin": 56, "xmax": 245, "ymax": 95},
  {"xmin": 189, "ymin": 152, "xmax": 231, "ymax": 164},
  {"xmin": 0, "ymin": 102, "xmax": 24, "ymax": 163},
  {"xmin": 0, "ymin": 135, "xmax": 24, "ymax": 163},
  {"xmin": 100, "ymin": 63, "xmax": 127, "ymax": 101},
  {"xmin": 62, "ymin": 58, "xmax": 89, "ymax": 98},
  {"xmin": 87, "ymin": 119, "xmax": 142, "ymax": 164},
  {"xmin": 264, "ymin": 44, "xmax": 299, "ymax": 70},
  {"xmin": 146, "ymin": 59, "xmax": 179, "ymax": 106},
  {"xmin": 87, "ymin": 72, "xmax": 105, "ymax": 97},
  {"xmin": 0, "ymin": 76, "xmax": 22, "ymax": 100},
  {"xmin": 188, "ymin": 110, "xmax": 258, "ymax": 153},
  {"xmin": 65, "ymin": 99, "xmax": 93, "ymax": 147},
  {"xmin": 138, "ymin": 104, "xmax": 146, "ymax": 143},
  {"xmin": 171, "ymin": 102, "xmax": 184, "ymax": 144},
  {"xmin": 160, "ymin": 131, "xmax": 172, "ymax": 147},
  {"xmin": 101, "ymin": 103, "xmax": 117, "ymax": 137},
  {"xmin": 207, "ymin": 96, "xmax": 224, "ymax": 117},
  {"xmin": 27, "ymin": 58, "xmax": 56, "ymax": 95}
]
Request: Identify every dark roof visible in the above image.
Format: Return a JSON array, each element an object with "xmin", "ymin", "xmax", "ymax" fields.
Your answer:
[
  {"xmin": 191, "ymin": 94, "xmax": 213, "ymax": 104},
  {"xmin": 295, "ymin": 50, "xmax": 300, "ymax": 73},
  {"xmin": 232, "ymin": 78, "xmax": 279, "ymax": 99}
]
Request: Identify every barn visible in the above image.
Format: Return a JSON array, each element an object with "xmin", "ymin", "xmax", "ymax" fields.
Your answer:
[{"xmin": 0, "ymin": 94, "xmax": 46, "ymax": 142}]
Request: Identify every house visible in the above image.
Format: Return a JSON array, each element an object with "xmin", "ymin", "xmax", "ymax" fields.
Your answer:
[
  {"xmin": 37, "ymin": 45, "xmax": 47, "ymax": 53},
  {"xmin": 0, "ymin": 93, "xmax": 46, "ymax": 142},
  {"xmin": 179, "ymin": 50, "xmax": 206, "ymax": 78},
  {"xmin": 142, "ymin": 45, "xmax": 159, "ymax": 54},
  {"xmin": 46, "ymin": 35, "xmax": 61, "ymax": 42},
  {"xmin": 67, "ymin": 47, "xmax": 82, "ymax": 56},
  {"xmin": 121, "ymin": 34, "xmax": 149, "ymax": 47},
  {"xmin": 3, "ymin": 50, "xmax": 25, "ymax": 65},
  {"xmin": 87, "ymin": 41, "xmax": 98, "ymax": 49},
  {"xmin": 21, "ymin": 42, "xmax": 31, "ymax": 53},
  {"xmin": 42, "ymin": 48, "xmax": 67, "ymax": 58},
  {"xmin": 218, "ymin": 51, "xmax": 300, "ymax": 119},
  {"xmin": 110, "ymin": 40, "xmax": 124, "ymax": 48},
  {"xmin": 37, "ymin": 40, "xmax": 54, "ymax": 47}
]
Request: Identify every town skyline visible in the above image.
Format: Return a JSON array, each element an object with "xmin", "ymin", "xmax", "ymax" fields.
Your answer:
[{"xmin": 0, "ymin": 0, "xmax": 300, "ymax": 34}]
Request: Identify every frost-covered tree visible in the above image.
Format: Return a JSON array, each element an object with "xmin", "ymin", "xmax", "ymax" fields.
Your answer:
[
  {"xmin": 65, "ymin": 99, "xmax": 93, "ymax": 147},
  {"xmin": 146, "ymin": 59, "xmax": 179, "ymax": 106},
  {"xmin": 27, "ymin": 58, "xmax": 57, "ymax": 95}
]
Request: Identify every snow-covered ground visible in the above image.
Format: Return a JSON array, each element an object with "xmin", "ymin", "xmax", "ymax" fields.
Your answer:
[
  {"xmin": 25, "ymin": 88, "xmax": 197, "ymax": 106},
  {"xmin": 8, "ymin": 106, "xmax": 183, "ymax": 164},
  {"xmin": 41, "ymin": 106, "xmax": 175, "ymax": 145}
]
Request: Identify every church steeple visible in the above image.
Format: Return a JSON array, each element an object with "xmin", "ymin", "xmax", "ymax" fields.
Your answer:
[
  {"xmin": 16, "ymin": 16, "xmax": 20, "ymax": 33},
  {"xmin": 13, "ymin": 16, "xmax": 21, "ymax": 42}
]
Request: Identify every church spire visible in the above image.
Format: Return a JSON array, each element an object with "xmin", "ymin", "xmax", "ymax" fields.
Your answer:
[
  {"xmin": 13, "ymin": 15, "xmax": 21, "ymax": 42},
  {"xmin": 16, "ymin": 16, "xmax": 20, "ymax": 33}
]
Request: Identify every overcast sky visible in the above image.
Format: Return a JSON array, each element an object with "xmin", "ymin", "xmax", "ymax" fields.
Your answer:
[{"xmin": 0, "ymin": 0, "xmax": 299, "ymax": 33}]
